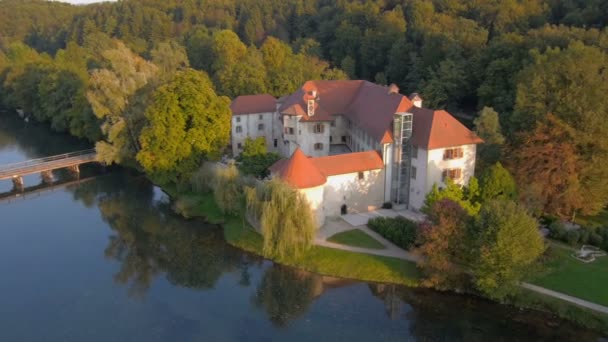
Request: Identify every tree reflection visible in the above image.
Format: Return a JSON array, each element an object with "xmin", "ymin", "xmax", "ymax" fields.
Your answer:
[
  {"xmin": 71, "ymin": 172, "xmax": 253, "ymax": 297},
  {"xmin": 252, "ymin": 265, "xmax": 318, "ymax": 327}
]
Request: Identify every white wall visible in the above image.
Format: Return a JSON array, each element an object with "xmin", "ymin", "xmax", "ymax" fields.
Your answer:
[
  {"xmin": 231, "ymin": 111, "xmax": 277, "ymax": 156},
  {"xmin": 408, "ymin": 146, "xmax": 428, "ymax": 210},
  {"xmin": 282, "ymin": 117, "xmax": 330, "ymax": 157},
  {"xmin": 322, "ymin": 169, "xmax": 385, "ymax": 217},
  {"xmin": 299, "ymin": 185, "xmax": 326, "ymax": 228},
  {"xmin": 424, "ymin": 143, "xmax": 477, "ymax": 196},
  {"xmin": 330, "ymin": 115, "xmax": 349, "ymax": 145}
]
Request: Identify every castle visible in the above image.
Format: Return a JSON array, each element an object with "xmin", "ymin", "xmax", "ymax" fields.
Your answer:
[{"xmin": 230, "ymin": 80, "xmax": 483, "ymax": 227}]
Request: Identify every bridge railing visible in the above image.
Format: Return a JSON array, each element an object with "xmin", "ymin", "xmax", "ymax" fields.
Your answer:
[{"xmin": 0, "ymin": 149, "xmax": 96, "ymax": 174}]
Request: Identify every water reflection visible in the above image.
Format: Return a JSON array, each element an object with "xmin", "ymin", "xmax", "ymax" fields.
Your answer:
[{"xmin": 72, "ymin": 172, "xmax": 255, "ymax": 297}]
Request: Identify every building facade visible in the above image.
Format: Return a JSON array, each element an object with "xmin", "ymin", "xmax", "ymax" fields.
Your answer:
[{"xmin": 230, "ymin": 80, "xmax": 483, "ymax": 226}]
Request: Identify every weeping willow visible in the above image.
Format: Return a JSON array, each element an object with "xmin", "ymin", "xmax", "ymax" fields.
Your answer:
[
  {"xmin": 214, "ymin": 164, "xmax": 241, "ymax": 215},
  {"xmin": 245, "ymin": 179, "xmax": 315, "ymax": 259}
]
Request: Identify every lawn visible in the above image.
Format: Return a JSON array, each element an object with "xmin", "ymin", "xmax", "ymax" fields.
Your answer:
[
  {"xmin": 529, "ymin": 242, "xmax": 608, "ymax": 307},
  {"xmin": 327, "ymin": 229, "xmax": 386, "ymax": 249}
]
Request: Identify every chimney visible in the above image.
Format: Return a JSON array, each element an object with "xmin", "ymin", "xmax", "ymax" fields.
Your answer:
[
  {"xmin": 409, "ymin": 92, "xmax": 423, "ymax": 108},
  {"xmin": 388, "ymin": 83, "xmax": 399, "ymax": 95},
  {"xmin": 311, "ymin": 89, "xmax": 317, "ymax": 98}
]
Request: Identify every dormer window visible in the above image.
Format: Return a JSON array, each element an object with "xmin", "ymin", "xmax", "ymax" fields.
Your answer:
[{"xmin": 307, "ymin": 99, "xmax": 315, "ymax": 116}]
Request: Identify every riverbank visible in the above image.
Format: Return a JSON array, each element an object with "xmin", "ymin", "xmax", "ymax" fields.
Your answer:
[
  {"xmin": 162, "ymin": 186, "xmax": 608, "ymax": 336},
  {"xmin": 163, "ymin": 188, "xmax": 421, "ymax": 287}
]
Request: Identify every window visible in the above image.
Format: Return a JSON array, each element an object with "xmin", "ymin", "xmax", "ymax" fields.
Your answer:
[
  {"xmin": 235, "ymin": 126, "xmax": 242, "ymax": 133},
  {"xmin": 443, "ymin": 147, "xmax": 464, "ymax": 160},
  {"xmin": 330, "ymin": 136, "xmax": 333, "ymax": 143},
  {"xmin": 314, "ymin": 143, "xmax": 323, "ymax": 150},
  {"xmin": 298, "ymin": 129, "xmax": 301, "ymax": 135},
  {"xmin": 412, "ymin": 145, "xmax": 418, "ymax": 159},
  {"xmin": 442, "ymin": 168, "xmax": 462, "ymax": 181},
  {"xmin": 284, "ymin": 127, "xmax": 294, "ymax": 135},
  {"xmin": 341, "ymin": 136, "xmax": 346, "ymax": 143},
  {"xmin": 236, "ymin": 117, "xmax": 241, "ymax": 123},
  {"xmin": 411, "ymin": 166, "xmax": 417, "ymax": 180},
  {"xmin": 273, "ymin": 139, "xmax": 278, "ymax": 147},
  {"xmin": 313, "ymin": 123, "xmax": 324, "ymax": 134},
  {"xmin": 258, "ymin": 123, "xmax": 264, "ymax": 131},
  {"xmin": 358, "ymin": 171, "xmax": 364, "ymax": 180},
  {"xmin": 331, "ymin": 121, "xmax": 335, "ymax": 127},
  {"xmin": 259, "ymin": 114, "xmax": 263, "ymax": 120},
  {"xmin": 237, "ymin": 143, "xmax": 242, "ymax": 150}
]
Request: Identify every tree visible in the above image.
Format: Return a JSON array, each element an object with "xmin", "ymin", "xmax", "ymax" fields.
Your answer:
[
  {"xmin": 474, "ymin": 107, "xmax": 505, "ymax": 170},
  {"xmin": 416, "ymin": 199, "xmax": 471, "ymax": 290},
  {"xmin": 511, "ymin": 43, "xmax": 608, "ymax": 218},
  {"xmin": 510, "ymin": 115, "xmax": 593, "ymax": 219},
  {"xmin": 150, "ymin": 40, "xmax": 189, "ymax": 81},
  {"xmin": 136, "ymin": 69, "xmax": 231, "ymax": 184},
  {"xmin": 214, "ymin": 164, "xmax": 241, "ymax": 216},
  {"xmin": 87, "ymin": 41, "xmax": 159, "ymax": 165},
  {"xmin": 478, "ymin": 162, "xmax": 517, "ymax": 202},
  {"xmin": 421, "ymin": 57, "xmax": 470, "ymax": 110},
  {"xmin": 245, "ymin": 179, "xmax": 315, "ymax": 259},
  {"xmin": 237, "ymin": 137, "xmax": 281, "ymax": 178},
  {"xmin": 423, "ymin": 178, "xmax": 481, "ymax": 216},
  {"xmin": 470, "ymin": 200, "xmax": 545, "ymax": 300}
]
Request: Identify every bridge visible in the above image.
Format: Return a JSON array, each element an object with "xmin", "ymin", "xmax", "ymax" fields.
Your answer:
[{"xmin": 0, "ymin": 149, "xmax": 98, "ymax": 189}]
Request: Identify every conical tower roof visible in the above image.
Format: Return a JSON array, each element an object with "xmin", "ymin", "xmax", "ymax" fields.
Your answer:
[{"xmin": 269, "ymin": 148, "xmax": 326, "ymax": 188}]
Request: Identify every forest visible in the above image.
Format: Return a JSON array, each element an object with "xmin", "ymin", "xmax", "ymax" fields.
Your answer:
[{"xmin": 0, "ymin": 0, "xmax": 607, "ymax": 220}]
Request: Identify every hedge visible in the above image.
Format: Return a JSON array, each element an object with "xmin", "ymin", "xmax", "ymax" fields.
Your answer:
[{"xmin": 367, "ymin": 216, "xmax": 418, "ymax": 250}]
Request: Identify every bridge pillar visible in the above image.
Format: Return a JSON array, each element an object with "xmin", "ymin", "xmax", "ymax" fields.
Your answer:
[
  {"xmin": 68, "ymin": 164, "xmax": 80, "ymax": 176},
  {"xmin": 12, "ymin": 176, "xmax": 24, "ymax": 192},
  {"xmin": 41, "ymin": 170, "xmax": 54, "ymax": 184}
]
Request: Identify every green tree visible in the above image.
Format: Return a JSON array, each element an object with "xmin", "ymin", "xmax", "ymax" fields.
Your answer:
[
  {"xmin": 423, "ymin": 178, "xmax": 481, "ymax": 216},
  {"xmin": 87, "ymin": 41, "xmax": 159, "ymax": 165},
  {"xmin": 241, "ymin": 137, "xmax": 267, "ymax": 157},
  {"xmin": 474, "ymin": 107, "xmax": 505, "ymax": 170},
  {"xmin": 478, "ymin": 162, "xmax": 517, "ymax": 202},
  {"xmin": 137, "ymin": 69, "xmax": 231, "ymax": 184},
  {"xmin": 470, "ymin": 200, "xmax": 545, "ymax": 300}
]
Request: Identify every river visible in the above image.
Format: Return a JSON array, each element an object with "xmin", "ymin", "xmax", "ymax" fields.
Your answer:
[{"xmin": 0, "ymin": 113, "xmax": 601, "ymax": 341}]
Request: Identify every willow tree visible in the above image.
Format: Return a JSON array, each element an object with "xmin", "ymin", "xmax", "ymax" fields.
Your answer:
[
  {"xmin": 214, "ymin": 164, "xmax": 241, "ymax": 216},
  {"xmin": 245, "ymin": 179, "xmax": 315, "ymax": 259}
]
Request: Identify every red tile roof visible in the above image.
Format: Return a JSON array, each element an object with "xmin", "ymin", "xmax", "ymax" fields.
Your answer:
[
  {"xmin": 230, "ymin": 94, "xmax": 276, "ymax": 115},
  {"xmin": 312, "ymin": 151, "xmax": 384, "ymax": 176},
  {"xmin": 269, "ymin": 149, "xmax": 384, "ymax": 189},
  {"xmin": 410, "ymin": 108, "xmax": 484, "ymax": 149},
  {"xmin": 268, "ymin": 148, "xmax": 326, "ymax": 188},
  {"xmin": 245, "ymin": 80, "xmax": 482, "ymax": 150}
]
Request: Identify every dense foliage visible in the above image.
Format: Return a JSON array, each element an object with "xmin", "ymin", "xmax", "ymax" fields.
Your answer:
[
  {"xmin": 236, "ymin": 137, "xmax": 281, "ymax": 178},
  {"xmin": 367, "ymin": 216, "xmax": 418, "ymax": 250},
  {"xmin": 547, "ymin": 221, "xmax": 608, "ymax": 251}
]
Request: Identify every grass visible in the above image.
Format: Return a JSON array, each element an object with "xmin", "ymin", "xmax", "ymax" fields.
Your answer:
[
  {"xmin": 508, "ymin": 287, "xmax": 608, "ymax": 335},
  {"xmin": 327, "ymin": 229, "xmax": 386, "ymax": 249},
  {"xmin": 170, "ymin": 189, "xmax": 421, "ymax": 286},
  {"xmin": 529, "ymin": 241, "xmax": 608, "ymax": 307}
]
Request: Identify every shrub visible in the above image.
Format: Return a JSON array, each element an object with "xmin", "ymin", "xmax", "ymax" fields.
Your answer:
[
  {"xmin": 589, "ymin": 232, "xmax": 603, "ymax": 247},
  {"xmin": 190, "ymin": 163, "xmax": 216, "ymax": 193},
  {"xmin": 367, "ymin": 217, "xmax": 417, "ymax": 250},
  {"xmin": 381, "ymin": 202, "xmax": 393, "ymax": 209},
  {"xmin": 565, "ymin": 230, "xmax": 580, "ymax": 246},
  {"xmin": 578, "ymin": 229, "xmax": 590, "ymax": 245},
  {"xmin": 548, "ymin": 221, "xmax": 567, "ymax": 240}
]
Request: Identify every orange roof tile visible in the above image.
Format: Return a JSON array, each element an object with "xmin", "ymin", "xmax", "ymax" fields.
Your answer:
[
  {"xmin": 230, "ymin": 94, "xmax": 276, "ymax": 115},
  {"xmin": 312, "ymin": 151, "xmax": 384, "ymax": 176},
  {"xmin": 410, "ymin": 108, "xmax": 484, "ymax": 149},
  {"xmin": 269, "ymin": 148, "xmax": 326, "ymax": 188}
]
